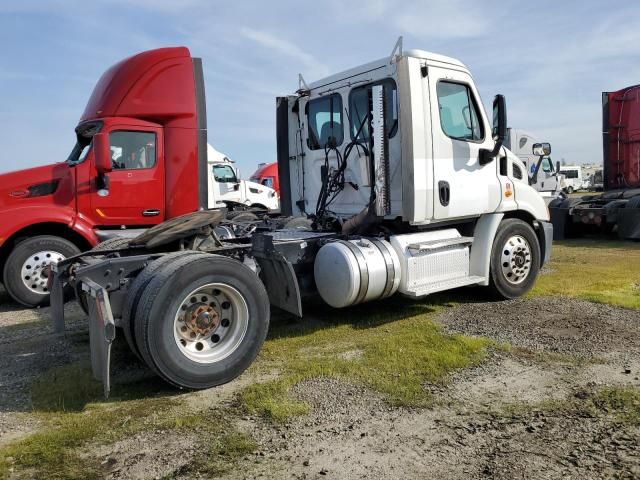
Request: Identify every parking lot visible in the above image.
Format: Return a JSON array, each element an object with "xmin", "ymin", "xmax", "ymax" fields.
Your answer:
[{"xmin": 0, "ymin": 238, "xmax": 639, "ymax": 479}]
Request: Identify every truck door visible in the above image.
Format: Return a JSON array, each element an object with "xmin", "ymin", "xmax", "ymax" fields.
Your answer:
[
  {"xmin": 210, "ymin": 163, "xmax": 242, "ymax": 206},
  {"xmin": 90, "ymin": 127, "xmax": 165, "ymax": 225},
  {"xmin": 428, "ymin": 68, "xmax": 501, "ymax": 220}
]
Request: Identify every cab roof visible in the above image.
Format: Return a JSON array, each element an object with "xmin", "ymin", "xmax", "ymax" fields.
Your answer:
[{"xmin": 307, "ymin": 49, "xmax": 467, "ymax": 91}]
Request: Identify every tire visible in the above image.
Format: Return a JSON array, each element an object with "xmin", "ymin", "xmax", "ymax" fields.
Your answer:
[
  {"xmin": 121, "ymin": 250, "xmax": 206, "ymax": 360},
  {"xmin": 226, "ymin": 211, "xmax": 259, "ymax": 222},
  {"xmin": 90, "ymin": 237, "xmax": 131, "ymax": 252},
  {"xmin": 488, "ymin": 219, "xmax": 541, "ymax": 300},
  {"xmin": 3, "ymin": 235, "xmax": 81, "ymax": 307},
  {"xmin": 134, "ymin": 253, "xmax": 270, "ymax": 389}
]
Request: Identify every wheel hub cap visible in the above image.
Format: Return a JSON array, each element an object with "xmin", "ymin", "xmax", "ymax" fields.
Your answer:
[
  {"xmin": 20, "ymin": 250, "xmax": 65, "ymax": 295},
  {"xmin": 500, "ymin": 235, "xmax": 532, "ymax": 285},
  {"xmin": 173, "ymin": 283, "xmax": 249, "ymax": 364}
]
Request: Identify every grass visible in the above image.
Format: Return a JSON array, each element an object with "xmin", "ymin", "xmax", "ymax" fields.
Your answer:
[
  {"xmin": 0, "ymin": 362, "xmax": 254, "ymax": 480},
  {"xmin": 531, "ymin": 238, "xmax": 640, "ymax": 309},
  {"xmin": 2, "ymin": 237, "xmax": 639, "ymax": 477},
  {"xmin": 515, "ymin": 386, "xmax": 640, "ymax": 426},
  {"xmin": 239, "ymin": 297, "xmax": 490, "ymax": 421}
]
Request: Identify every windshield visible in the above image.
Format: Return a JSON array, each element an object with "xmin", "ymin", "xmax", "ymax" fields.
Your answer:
[{"xmin": 67, "ymin": 121, "xmax": 102, "ymax": 165}]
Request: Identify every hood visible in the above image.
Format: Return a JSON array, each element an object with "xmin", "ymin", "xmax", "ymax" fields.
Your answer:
[{"xmin": 0, "ymin": 162, "xmax": 75, "ymax": 209}]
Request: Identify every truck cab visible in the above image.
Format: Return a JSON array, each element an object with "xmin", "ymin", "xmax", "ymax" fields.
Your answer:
[
  {"xmin": 250, "ymin": 162, "xmax": 280, "ymax": 196},
  {"xmin": 0, "ymin": 48, "xmax": 209, "ymax": 306},
  {"xmin": 207, "ymin": 145, "xmax": 278, "ymax": 211},
  {"xmin": 279, "ymin": 48, "xmax": 549, "ymax": 231}
]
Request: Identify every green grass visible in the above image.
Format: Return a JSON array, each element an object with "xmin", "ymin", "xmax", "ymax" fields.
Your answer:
[
  {"xmin": 531, "ymin": 238, "xmax": 640, "ymax": 309},
  {"xmin": 239, "ymin": 297, "xmax": 489, "ymax": 421}
]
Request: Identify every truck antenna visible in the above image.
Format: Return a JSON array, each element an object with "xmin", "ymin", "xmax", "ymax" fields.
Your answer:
[{"xmin": 389, "ymin": 36, "xmax": 403, "ymax": 64}]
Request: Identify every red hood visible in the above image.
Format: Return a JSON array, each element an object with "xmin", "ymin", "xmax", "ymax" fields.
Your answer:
[{"xmin": 0, "ymin": 162, "xmax": 75, "ymax": 209}]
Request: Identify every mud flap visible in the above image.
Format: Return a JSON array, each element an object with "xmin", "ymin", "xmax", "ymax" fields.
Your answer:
[
  {"xmin": 83, "ymin": 279, "xmax": 116, "ymax": 399},
  {"xmin": 49, "ymin": 269, "xmax": 66, "ymax": 334}
]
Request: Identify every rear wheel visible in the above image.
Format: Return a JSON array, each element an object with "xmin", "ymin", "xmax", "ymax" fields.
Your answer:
[
  {"xmin": 134, "ymin": 254, "xmax": 269, "ymax": 389},
  {"xmin": 121, "ymin": 251, "xmax": 205, "ymax": 360},
  {"xmin": 3, "ymin": 235, "xmax": 80, "ymax": 307},
  {"xmin": 488, "ymin": 219, "xmax": 541, "ymax": 299}
]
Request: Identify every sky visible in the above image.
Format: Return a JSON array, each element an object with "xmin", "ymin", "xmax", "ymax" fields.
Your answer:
[{"xmin": 1, "ymin": 0, "xmax": 639, "ymax": 176}]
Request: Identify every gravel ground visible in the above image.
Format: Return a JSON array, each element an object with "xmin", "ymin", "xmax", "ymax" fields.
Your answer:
[{"xmin": 1, "ymin": 286, "xmax": 639, "ymax": 479}]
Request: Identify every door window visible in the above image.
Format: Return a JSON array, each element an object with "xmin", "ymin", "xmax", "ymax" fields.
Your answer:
[
  {"xmin": 306, "ymin": 94, "xmax": 343, "ymax": 150},
  {"xmin": 436, "ymin": 82, "xmax": 483, "ymax": 141},
  {"xmin": 109, "ymin": 131, "xmax": 156, "ymax": 170},
  {"xmin": 212, "ymin": 164, "xmax": 238, "ymax": 183},
  {"xmin": 541, "ymin": 157, "xmax": 553, "ymax": 173}
]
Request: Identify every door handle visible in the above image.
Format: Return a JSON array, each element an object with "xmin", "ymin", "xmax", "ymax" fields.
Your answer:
[
  {"xmin": 438, "ymin": 181, "xmax": 450, "ymax": 206},
  {"xmin": 142, "ymin": 209, "xmax": 160, "ymax": 217}
]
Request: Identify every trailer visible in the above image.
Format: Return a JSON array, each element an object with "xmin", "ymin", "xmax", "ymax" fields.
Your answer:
[
  {"xmin": 50, "ymin": 40, "xmax": 552, "ymax": 397},
  {"xmin": 549, "ymin": 85, "xmax": 640, "ymax": 239}
]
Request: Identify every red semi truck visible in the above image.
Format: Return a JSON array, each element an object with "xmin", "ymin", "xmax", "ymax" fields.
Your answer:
[
  {"xmin": 250, "ymin": 162, "xmax": 279, "ymax": 196},
  {"xmin": 0, "ymin": 48, "xmax": 210, "ymax": 306},
  {"xmin": 549, "ymin": 84, "xmax": 640, "ymax": 239}
]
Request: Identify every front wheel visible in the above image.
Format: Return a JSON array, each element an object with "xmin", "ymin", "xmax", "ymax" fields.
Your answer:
[
  {"xmin": 3, "ymin": 235, "xmax": 80, "ymax": 307},
  {"xmin": 134, "ymin": 253, "xmax": 270, "ymax": 389},
  {"xmin": 488, "ymin": 219, "xmax": 541, "ymax": 299}
]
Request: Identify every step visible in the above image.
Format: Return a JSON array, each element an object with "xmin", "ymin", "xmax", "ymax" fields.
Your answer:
[
  {"xmin": 407, "ymin": 236, "xmax": 474, "ymax": 253},
  {"xmin": 402, "ymin": 275, "xmax": 485, "ymax": 298}
]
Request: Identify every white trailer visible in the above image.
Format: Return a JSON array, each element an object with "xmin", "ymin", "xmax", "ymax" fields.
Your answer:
[
  {"xmin": 558, "ymin": 166, "xmax": 583, "ymax": 193},
  {"xmin": 52, "ymin": 40, "xmax": 553, "ymax": 396}
]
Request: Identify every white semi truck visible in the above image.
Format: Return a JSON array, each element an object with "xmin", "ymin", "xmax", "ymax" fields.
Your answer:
[
  {"xmin": 51, "ymin": 41, "xmax": 553, "ymax": 396},
  {"xmin": 504, "ymin": 129, "xmax": 563, "ymax": 201},
  {"xmin": 206, "ymin": 144, "xmax": 279, "ymax": 211}
]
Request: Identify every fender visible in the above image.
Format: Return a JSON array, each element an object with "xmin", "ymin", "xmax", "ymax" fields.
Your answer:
[
  {"xmin": 469, "ymin": 213, "xmax": 504, "ymax": 286},
  {"xmin": 0, "ymin": 205, "xmax": 98, "ymax": 248}
]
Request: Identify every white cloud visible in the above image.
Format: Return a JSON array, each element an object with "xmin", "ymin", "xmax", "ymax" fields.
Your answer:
[{"xmin": 239, "ymin": 27, "xmax": 329, "ymax": 78}]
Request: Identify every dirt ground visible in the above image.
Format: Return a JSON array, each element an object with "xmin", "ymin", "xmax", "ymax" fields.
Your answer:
[{"xmin": 1, "ymin": 286, "xmax": 639, "ymax": 479}]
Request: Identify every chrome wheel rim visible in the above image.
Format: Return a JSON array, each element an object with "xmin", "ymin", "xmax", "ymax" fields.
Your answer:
[
  {"xmin": 500, "ymin": 235, "xmax": 532, "ymax": 285},
  {"xmin": 20, "ymin": 250, "xmax": 65, "ymax": 294},
  {"xmin": 173, "ymin": 283, "xmax": 249, "ymax": 364}
]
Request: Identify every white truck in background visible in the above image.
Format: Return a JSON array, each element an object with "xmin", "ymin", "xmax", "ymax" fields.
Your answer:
[
  {"xmin": 504, "ymin": 129, "xmax": 563, "ymax": 201},
  {"xmin": 207, "ymin": 144, "xmax": 279, "ymax": 211}
]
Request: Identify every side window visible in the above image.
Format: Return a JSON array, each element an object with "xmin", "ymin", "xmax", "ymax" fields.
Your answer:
[
  {"xmin": 541, "ymin": 157, "xmax": 552, "ymax": 173},
  {"xmin": 349, "ymin": 79, "xmax": 398, "ymax": 141},
  {"xmin": 109, "ymin": 131, "xmax": 156, "ymax": 170},
  {"xmin": 212, "ymin": 164, "xmax": 238, "ymax": 183},
  {"xmin": 436, "ymin": 81, "xmax": 483, "ymax": 141},
  {"xmin": 307, "ymin": 94, "xmax": 343, "ymax": 150}
]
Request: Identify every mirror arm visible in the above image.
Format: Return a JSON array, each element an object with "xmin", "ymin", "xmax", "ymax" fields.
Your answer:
[{"xmin": 479, "ymin": 136, "xmax": 504, "ymax": 165}]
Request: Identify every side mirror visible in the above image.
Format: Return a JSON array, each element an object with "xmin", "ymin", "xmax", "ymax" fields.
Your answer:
[
  {"xmin": 93, "ymin": 133, "xmax": 112, "ymax": 174},
  {"xmin": 556, "ymin": 160, "xmax": 561, "ymax": 174},
  {"xmin": 492, "ymin": 94, "xmax": 507, "ymax": 142},
  {"xmin": 479, "ymin": 94, "xmax": 507, "ymax": 165},
  {"xmin": 532, "ymin": 142, "xmax": 551, "ymax": 156}
]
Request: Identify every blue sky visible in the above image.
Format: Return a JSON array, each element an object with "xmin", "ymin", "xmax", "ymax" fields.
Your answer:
[{"xmin": 1, "ymin": 0, "xmax": 639, "ymax": 176}]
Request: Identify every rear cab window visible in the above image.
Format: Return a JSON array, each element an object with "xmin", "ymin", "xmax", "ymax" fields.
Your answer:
[
  {"xmin": 306, "ymin": 94, "xmax": 343, "ymax": 150},
  {"xmin": 349, "ymin": 79, "xmax": 398, "ymax": 141}
]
